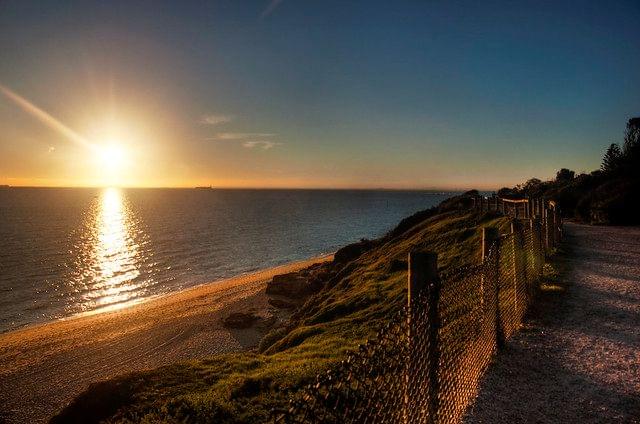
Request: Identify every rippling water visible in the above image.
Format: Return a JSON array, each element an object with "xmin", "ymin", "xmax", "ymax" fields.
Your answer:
[{"xmin": 0, "ymin": 188, "xmax": 452, "ymax": 333}]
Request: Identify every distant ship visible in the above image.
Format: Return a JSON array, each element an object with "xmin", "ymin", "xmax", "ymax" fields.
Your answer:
[{"xmin": 195, "ymin": 185, "xmax": 213, "ymax": 190}]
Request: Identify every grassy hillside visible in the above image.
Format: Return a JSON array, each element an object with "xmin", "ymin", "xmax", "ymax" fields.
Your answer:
[{"xmin": 52, "ymin": 199, "xmax": 511, "ymax": 424}]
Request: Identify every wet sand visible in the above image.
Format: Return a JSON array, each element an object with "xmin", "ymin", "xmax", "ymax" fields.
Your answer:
[{"xmin": 0, "ymin": 255, "xmax": 332, "ymax": 424}]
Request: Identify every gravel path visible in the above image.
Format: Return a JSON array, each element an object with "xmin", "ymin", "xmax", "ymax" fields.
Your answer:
[{"xmin": 465, "ymin": 222, "xmax": 640, "ymax": 423}]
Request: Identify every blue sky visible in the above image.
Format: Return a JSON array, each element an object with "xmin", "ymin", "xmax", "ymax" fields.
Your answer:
[{"xmin": 0, "ymin": 0, "xmax": 639, "ymax": 188}]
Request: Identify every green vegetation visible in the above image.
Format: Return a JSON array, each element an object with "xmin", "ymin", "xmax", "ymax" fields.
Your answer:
[
  {"xmin": 52, "ymin": 197, "xmax": 511, "ymax": 424},
  {"xmin": 497, "ymin": 117, "xmax": 640, "ymax": 225}
]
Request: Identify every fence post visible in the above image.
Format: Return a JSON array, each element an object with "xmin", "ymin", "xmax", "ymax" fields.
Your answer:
[
  {"xmin": 544, "ymin": 206, "xmax": 552, "ymax": 254},
  {"xmin": 407, "ymin": 251, "xmax": 440, "ymax": 424},
  {"xmin": 558, "ymin": 206, "xmax": 563, "ymax": 241},
  {"xmin": 554, "ymin": 206, "xmax": 561, "ymax": 244},
  {"xmin": 511, "ymin": 221, "xmax": 521, "ymax": 321},
  {"xmin": 551, "ymin": 206, "xmax": 558, "ymax": 248},
  {"xmin": 527, "ymin": 218, "xmax": 539, "ymax": 300},
  {"xmin": 531, "ymin": 199, "xmax": 536, "ymax": 218},
  {"xmin": 482, "ymin": 227, "xmax": 504, "ymax": 349}
]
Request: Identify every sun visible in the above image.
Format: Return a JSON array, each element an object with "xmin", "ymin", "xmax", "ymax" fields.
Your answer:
[{"xmin": 96, "ymin": 143, "xmax": 128, "ymax": 172}]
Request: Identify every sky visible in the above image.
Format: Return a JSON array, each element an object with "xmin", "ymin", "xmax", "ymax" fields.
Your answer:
[{"xmin": 0, "ymin": 0, "xmax": 639, "ymax": 189}]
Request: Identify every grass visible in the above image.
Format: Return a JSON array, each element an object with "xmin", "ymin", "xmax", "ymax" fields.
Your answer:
[{"xmin": 52, "ymin": 208, "xmax": 512, "ymax": 424}]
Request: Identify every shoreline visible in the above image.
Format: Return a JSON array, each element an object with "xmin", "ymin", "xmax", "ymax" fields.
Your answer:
[
  {"xmin": 2, "ymin": 253, "xmax": 333, "ymax": 338},
  {"xmin": 0, "ymin": 253, "xmax": 333, "ymax": 424}
]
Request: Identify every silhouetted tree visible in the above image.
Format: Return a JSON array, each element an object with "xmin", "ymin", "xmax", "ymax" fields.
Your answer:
[
  {"xmin": 522, "ymin": 178, "xmax": 542, "ymax": 190},
  {"xmin": 517, "ymin": 178, "xmax": 543, "ymax": 195},
  {"xmin": 601, "ymin": 143, "xmax": 622, "ymax": 173},
  {"xmin": 623, "ymin": 117, "xmax": 640, "ymax": 156},
  {"xmin": 622, "ymin": 118, "xmax": 640, "ymax": 170},
  {"xmin": 555, "ymin": 168, "xmax": 575, "ymax": 183}
]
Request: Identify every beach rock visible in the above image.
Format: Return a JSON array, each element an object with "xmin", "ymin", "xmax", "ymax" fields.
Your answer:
[
  {"xmin": 268, "ymin": 297, "xmax": 298, "ymax": 309},
  {"xmin": 266, "ymin": 272, "xmax": 313, "ymax": 298},
  {"xmin": 256, "ymin": 315, "xmax": 278, "ymax": 330},
  {"xmin": 222, "ymin": 312, "xmax": 259, "ymax": 329}
]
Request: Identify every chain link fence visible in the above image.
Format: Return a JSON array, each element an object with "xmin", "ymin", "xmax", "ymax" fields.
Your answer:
[{"xmin": 273, "ymin": 199, "xmax": 560, "ymax": 424}]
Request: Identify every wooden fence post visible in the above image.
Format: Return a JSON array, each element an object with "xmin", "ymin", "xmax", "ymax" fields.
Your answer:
[
  {"xmin": 482, "ymin": 227, "xmax": 504, "ymax": 349},
  {"xmin": 407, "ymin": 251, "xmax": 439, "ymax": 424},
  {"xmin": 510, "ymin": 221, "xmax": 521, "ymax": 321},
  {"xmin": 544, "ymin": 206, "xmax": 552, "ymax": 253},
  {"xmin": 558, "ymin": 206, "xmax": 563, "ymax": 240},
  {"xmin": 527, "ymin": 218, "xmax": 539, "ymax": 299},
  {"xmin": 551, "ymin": 206, "xmax": 558, "ymax": 248},
  {"xmin": 554, "ymin": 206, "xmax": 561, "ymax": 243},
  {"xmin": 531, "ymin": 199, "xmax": 536, "ymax": 218}
]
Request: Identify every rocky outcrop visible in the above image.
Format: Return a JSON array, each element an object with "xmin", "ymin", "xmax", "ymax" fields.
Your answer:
[
  {"xmin": 268, "ymin": 297, "xmax": 298, "ymax": 309},
  {"xmin": 222, "ymin": 312, "xmax": 259, "ymax": 329},
  {"xmin": 266, "ymin": 262, "xmax": 335, "ymax": 300},
  {"xmin": 266, "ymin": 272, "xmax": 311, "ymax": 298},
  {"xmin": 333, "ymin": 239, "xmax": 374, "ymax": 264}
]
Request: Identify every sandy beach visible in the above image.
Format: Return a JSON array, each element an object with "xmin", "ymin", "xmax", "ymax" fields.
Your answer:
[{"xmin": 0, "ymin": 255, "xmax": 332, "ymax": 424}]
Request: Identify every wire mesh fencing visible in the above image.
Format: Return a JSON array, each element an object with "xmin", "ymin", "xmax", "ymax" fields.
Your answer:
[{"xmin": 273, "ymin": 201, "xmax": 560, "ymax": 424}]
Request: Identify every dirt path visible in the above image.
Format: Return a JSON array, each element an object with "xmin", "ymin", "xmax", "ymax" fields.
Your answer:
[
  {"xmin": 465, "ymin": 223, "xmax": 640, "ymax": 423},
  {"xmin": 0, "ymin": 255, "xmax": 331, "ymax": 424}
]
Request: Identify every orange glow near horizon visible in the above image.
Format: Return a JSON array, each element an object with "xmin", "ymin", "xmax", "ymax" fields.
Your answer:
[{"xmin": 0, "ymin": 83, "xmax": 566, "ymax": 191}]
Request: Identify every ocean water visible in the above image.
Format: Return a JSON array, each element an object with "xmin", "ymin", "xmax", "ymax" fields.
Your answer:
[{"xmin": 0, "ymin": 188, "xmax": 452, "ymax": 333}]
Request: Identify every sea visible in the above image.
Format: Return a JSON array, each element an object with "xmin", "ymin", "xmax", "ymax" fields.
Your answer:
[{"xmin": 0, "ymin": 188, "xmax": 453, "ymax": 333}]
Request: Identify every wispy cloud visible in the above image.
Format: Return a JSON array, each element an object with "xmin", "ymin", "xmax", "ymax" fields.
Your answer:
[
  {"xmin": 243, "ymin": 140, "xmax": 282, "ymax": 150},
  {"xmin": 200, "ymin": 114, "xmax": 234, "ymax": 126},
  {"xmin": 261, "ymin": 0, "xmax": 284, "ymax": 19},
  {"xmin": 206, "ymin": 132, "xmax": 282, "ymax": 149},
  {"xmin": 213, "ymin": 132, "xmax": 276, "ymax": 140}
]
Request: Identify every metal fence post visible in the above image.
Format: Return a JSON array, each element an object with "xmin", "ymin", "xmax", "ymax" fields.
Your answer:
[{"xmin": 407, "ymin": 251, "xmax": 439, "ymax": 424}]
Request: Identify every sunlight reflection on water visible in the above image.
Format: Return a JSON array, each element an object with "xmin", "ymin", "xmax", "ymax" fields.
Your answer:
[
  {"xmin": 0, "ymin": 188, "xmax": 450, "ymax": 332},
  {"xmin": 75, "ymin": 188, "xmax": 145, "ymax": 313}
]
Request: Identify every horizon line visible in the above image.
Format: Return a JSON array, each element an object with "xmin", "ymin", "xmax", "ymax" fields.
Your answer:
[{"xmin": 0, "ymin": 184, "xmax": 495, "ymax": 192}]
